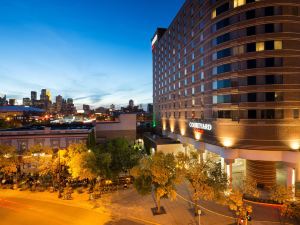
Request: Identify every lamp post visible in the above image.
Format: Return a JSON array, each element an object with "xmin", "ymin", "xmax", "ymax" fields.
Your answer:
[{"xmin": 198, "ymin": 209, "xmax": 201, "ymax": 225}]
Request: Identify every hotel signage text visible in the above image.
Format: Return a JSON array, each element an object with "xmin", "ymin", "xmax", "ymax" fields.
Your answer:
[{"xmin": 189, "ymin": 122, "xmax": 213, "ymax": 131}]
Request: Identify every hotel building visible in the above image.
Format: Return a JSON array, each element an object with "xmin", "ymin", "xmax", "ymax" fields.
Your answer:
[{"xmin": 152, "ymin": 0, "xmax": 300, "ymax": 195}]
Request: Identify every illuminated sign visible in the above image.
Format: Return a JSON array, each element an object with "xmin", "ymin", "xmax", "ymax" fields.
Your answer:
[
  {"xmin": 151, "ymin": 34, "xmax": 158, "ymax": 47},
  {"xmin": 189, "ymin": 122, "xmax": 212, "ymax": 131}
]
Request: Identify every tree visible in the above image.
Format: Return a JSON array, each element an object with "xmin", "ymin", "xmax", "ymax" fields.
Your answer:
[
  {"xmin": 105, "ymin": 138, "xmax": 141, "ymax": 177},
  {"xmin": 0, "ymin": 144, "xmax": 17, "ymax": 181},
  {"xmin": 228, "ymin": 190, "xmax": 252, "ymax": 224},
  {"xmin": 66, "ymin": 142, "xmax": 95, "ymax": 180},
  {"xmin": 132, "ymin": 152, "xmax": 180, "ymax": 214},
  {"xmin": 87, "ymin": 145, "xmax": 112, "ymax": 179},
  {"xmin": 180, "ymin": 151, "xmax": 227, "ymax": 214}
]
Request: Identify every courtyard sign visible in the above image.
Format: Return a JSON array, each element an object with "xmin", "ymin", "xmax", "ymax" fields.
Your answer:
[{"xmin": 189, "ymin": 122, "xmax": 212, "ymax": 131}]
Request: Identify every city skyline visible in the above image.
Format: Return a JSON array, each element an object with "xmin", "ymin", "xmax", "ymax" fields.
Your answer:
[{"xmin": 0, "ymin": 0, "xmax": 183, "ymax": 108}]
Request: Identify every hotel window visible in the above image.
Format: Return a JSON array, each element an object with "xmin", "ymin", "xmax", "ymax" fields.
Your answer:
[
  {"xmin": 256, "ymin": 42, "xmax": 264, "ymax": 51},
  {"xmin": 192, "ymin": 99, "xmax": 195, "ymax": 106},
  {"xmin": 200, "ymin": 32, "xmax": 204, "ymax": 42},
  {"xmin": 265, "ymin": 24, "xmax": 274, "ymax": 33},
  {"xmin": 233, "ymin": 45, "xmax": 244, "ymax": 55},
  {"xmin": 213, "ymin": 81, "xmax": 218, "ymax": 90},
  {"xmin": 274, "ymin": 40, "xmax": 282, "ymax": 50},
  {"xmin": 264, "ymin": 6, "xmax": 274, "ymax": 16},
  {"xmin": 265, "ymin": 92, "xmax": 275, "ymax": 101},
  {"xmin": 261, "ymin": 109, "xmax": 275, "ymax": 119},
  {"xmin": 184, "ymin": 68, "xmax": 187, "ymax": 75},
  {"xmin": 213, "ymin": 95, "xmax": 218, "ymax": 104},
  {"xmin": 212, "ymin": 9, "xmax": 217, "ymax": 19},
  {"xmin": 199, "ymin": 58, "xmax": 204, "ymax": 67},
  {"xmin": 233, "ymin": 0, "xmax": 246, "ymax": 8},
  {"xmin": 217, "ymin": 110, "xmax": 231, "ymax": 119},
  {"xmin": 212, "ymin": 2, "xmax": 230, "ymax": 18},
  {"xmin": 214, "ymin": 63, "xmax": 231, "ymax": 75},
  {"xmin": 247, "ymin": 76, "xmax": 256, "ymax": 85},
  {"xmin": 247, "ymin": 42, "xmax": 256, "ymax": 52},
  {"xmin": 216, "ymin": 18, "xmax": 230, "ymax": 30},
  {"xmin": 192, "ymin": 75, "xmax": 195, "ymax": 83},
  {"xmin": 192, "ymin": 52, "xmax": 195, "ymax": 60},
  {"xmin": 191, "ymin": 64, "xmax": 195, "ymax": 72},
  {"xmin": 184, "ymin": 78, "xmax": 187, "ymax": 86},
  {"xmin": 200, "ymin": 84, "xmax": 205, "ymax": 93},
  {"xmin": 192, "ymin": 87, "xmax": 195, "ymax": 95},
  {"xmin": 247, "ymin": 93, "xmax": 257, "ymax": 102},
  {"xmin": 199, "ymin": 46, "xmax": 204, "ymax": 54},
  {"xmin": 246, "ymin": 26, "xmax": 256, "ymax": 36},
  {"xmin": 215, "ymin": 33, "xmax": 230, "ymax": 45},
  {"xmin": 246, "ymin": 9, "xmax": 256, "ymax": 20},
  {"xmin": 247, "ymin": 59, "xmax": 256, "ymax": 69},
  {"xmin": 248, "ymin": 110, "xmax": 257, "ymax": 119},
  {"xmin": 293, "ymin": 109, "xmax": 299, "ymax": 119},
  {"xmin": 184, "ymin": 89, "xmax": 188, "ymax": 96},
  {"xmin": 200, "ymin": 71, "xmax": 204, "ymax": 80},
  {"xmin": 265, "ymin": 58, "xmax": 275, "ymax": 67},
  {"xmin": 216, "ymin": 48, "xmax": 231, "ymax": 59}
]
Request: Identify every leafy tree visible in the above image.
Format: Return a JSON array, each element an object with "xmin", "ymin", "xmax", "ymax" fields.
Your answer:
[
  {"xmin": 66, "ymin": 142, "xmax": 95, "ymax": 180},
  {"xmin": 87, "ymin": 145, "xmax": 112, "ymax": 179},
  {"xmin": 228, "ymin": 190, "xmax": 252, "ymax": 224},
  {"xmin": 132, "ymin": 152, "xmax": 179, "ymax": 214},
  {"xmin": 105, "ymin": 138, "xmax": 141, "ymax": 177},
  {"xmin": 0, "ymin": 144, "xmax": 17, "ymax": 180},
  {"xmin": 180, "ymin": 151, "xmax": 227, "ymax": 214}
]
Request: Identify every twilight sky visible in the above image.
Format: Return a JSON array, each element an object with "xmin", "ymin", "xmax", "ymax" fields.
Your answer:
[{"xmin": 0, "ymin": 0, "xmax": 183, "ymax": 109}]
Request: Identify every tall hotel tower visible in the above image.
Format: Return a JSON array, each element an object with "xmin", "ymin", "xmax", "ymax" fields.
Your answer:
[{"xmin": 152, "ymin": 0, "xmax": 300, "ymax": 195}]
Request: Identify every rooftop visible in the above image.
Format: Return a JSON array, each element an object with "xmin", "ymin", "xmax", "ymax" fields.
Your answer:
[
  {"xmin": 0, "ymin": 123, "xmax": 93, "ymax": 132},
  {"xmin": 0, "ymin": 106, "xmax": 44, "ymax": 113}
]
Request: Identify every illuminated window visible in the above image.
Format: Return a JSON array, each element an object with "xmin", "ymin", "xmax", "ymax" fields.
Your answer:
[
  {"xmin": 192, "ymin": 98, "xmax": 195, "ymax": 106},
  {"xmin": 212, "ymin": 10, "xmax": 216, "ymax": 19},
  {"xmin": 256, "ymin": 42, "xmax": 264, "ymax": 51},
  {"xmin": 233, "ymin": 0, "xmax": 245, "ymax": 8},
  {"xmin": 274, "ymin": 40, "xmax": 282, "ymax": 50}
]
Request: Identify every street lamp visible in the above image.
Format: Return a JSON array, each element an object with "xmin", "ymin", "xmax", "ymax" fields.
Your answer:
[{"xmin": 198, "ymin": 209, "xmax": 201, "ymax": 225}]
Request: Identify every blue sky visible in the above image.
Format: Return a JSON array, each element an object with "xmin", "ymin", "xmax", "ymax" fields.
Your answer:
[{"xmin": 0, "ymin": 0, "xmax": 183, "ymax": 109}]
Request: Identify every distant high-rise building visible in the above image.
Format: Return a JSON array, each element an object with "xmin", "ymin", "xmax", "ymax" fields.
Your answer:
[
  {"xmin": 147, "ymin": 103, "xmax": 153, "ymax": 113},
  {"xmin": 110, "ymin": 104, "xmax": 115, "ymax": 111},
  {"xmin": 55, "ymin": 95, "xmax": 63, "ymax": 113},
  {"xmin": 67, "ymin": 98, "xmax": 73, "ymax": 105},
  {"xmin": 23, "ymin": 98, "xmax": 31, "ymax": 106},
  {"xmin": 0, "ymin": 95, "xmax": 7, "ymax": 106},
  {"xmin": 129, "ymin": 99, "xmax": 134, "ymax": 108},
  {"xmin": 9, "ymin": 99, "xmax": 16, "ymax": 106},
  {"xmin": 40, "ymin": 89, "xmax": 51, "ymax": 101},
  {"xmin": 83, "ymin": 104, "xmax": 90, "ymax": 114},
  {"xmin": 31, "ymin": 91, "xmax": 37, "ymax": 102}
]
